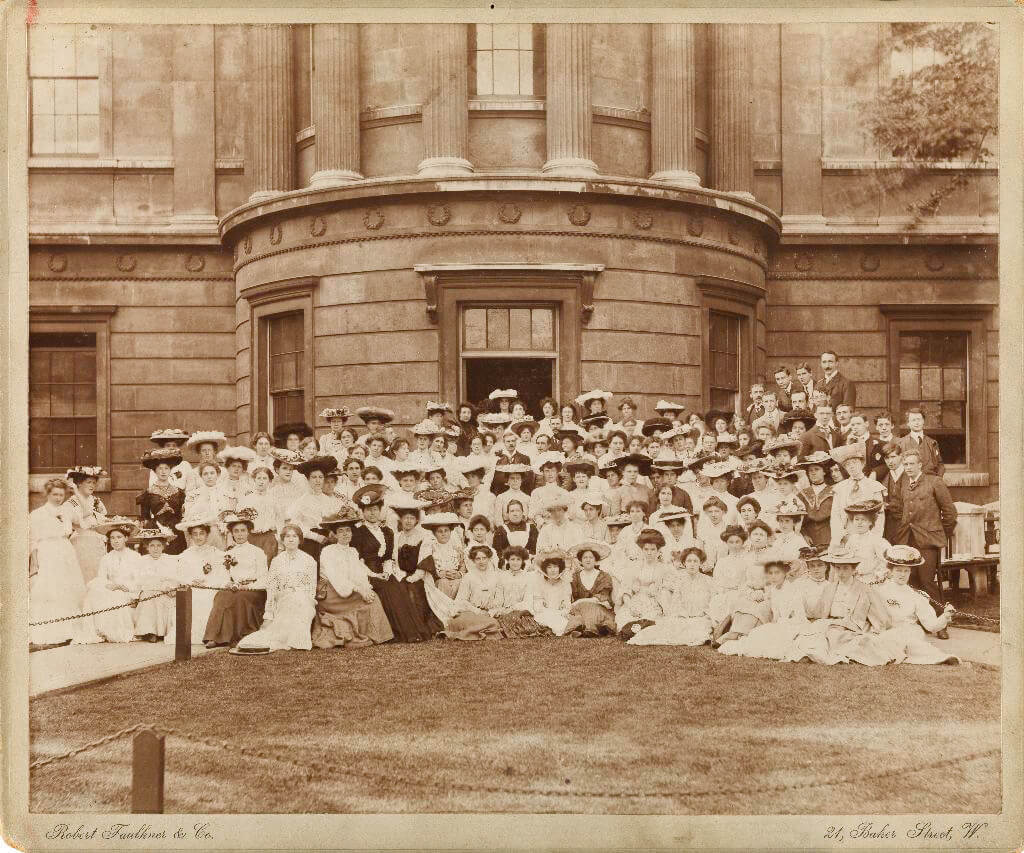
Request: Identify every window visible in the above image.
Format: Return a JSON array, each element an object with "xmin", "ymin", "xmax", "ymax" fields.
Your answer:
[
  {"xmin": 898, "ymin": 331, "xmax": 968, "ymax": 464},
  {"xmin": 470, "ymin": 24, "xmax": 544, "ymax": 97},
  {"xmin": 264, "ymin": 312, "xmax": 305, "ymax": 430},
  {"xmin": 29, "ymin": 24, "xmax": 99, "ymax": 155},
  {"xmin": 29, "ymin": 331, "xmax": 98, "ymax": 471},
  {"xmin": 708, "ymin": 311, "xmax": 742, "ymax": 412},
  {"xmin": 462, "ymin": 306, "xmax": 555, "ymax": 352}
]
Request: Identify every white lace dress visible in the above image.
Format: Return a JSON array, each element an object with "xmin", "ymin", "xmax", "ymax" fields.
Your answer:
[{"xmin": 237, "ymin": 549, "xmax": 317, "ymax": 651}]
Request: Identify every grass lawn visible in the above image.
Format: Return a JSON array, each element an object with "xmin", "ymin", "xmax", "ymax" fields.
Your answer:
[{"xmin": 30, "ymin": 638, "xmax": 1000, "ymax": 815}]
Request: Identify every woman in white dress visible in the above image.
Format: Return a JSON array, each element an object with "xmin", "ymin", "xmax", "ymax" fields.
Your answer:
[
  {"xmin": 174, "ymin": 513, "xmax": 227, "ymax": 644},
  {"xmin": 419, "ymin": 513, "xmax": 466, "ymax": 600},
  {"xmin": 442, "ymin": 544, "xmax": 505, "ymax": 640},
  {"xmin": 29, "ymin": 478, "xmax": 87, "ymax": 646},
  {"xmin": 267, "ymin": 449, "xmax": 309, "ymax": 519},
  {"xmin": 527, "ymin": 548, "xmax": 573, "ymax": 636},
  {"xmin": 129, "ymin": 526, "xmax": 181, "ymax": 642},
  {"xmin": 246, "ymin": 432, "xmax": 277, "ymax": 477},
  {"xmin": 867, "ymin": 545, "xmax": 959, "ymax": 665},
  {"xmin": 286, "ymin": 456, "xmax": 342, "ymax": 564},
  {"xmin": 493, "ymin": 546, "xmax": 552, "ymax": 638},
  {"xmin": 238, "ymin": 465, "xmax": 282, "ymax": 566},
  {"xmin": 182, "ymin": 430, "xmax": 228, "ymax": 492},
  {"xmin": 628, "ymin": 546, "xmax": 715, "ymax": 646},
  {"xmin": 718, "ymin": 554, "xmax": 810, "ymax": 659},
  {"xmin": 64, "ymin": 466, "xmax": 109, "ymax": 585},
  {"xmin": 215, "ymin": 446, "xmax": 256, "ymax": 510},
  {"xmin": 615, "ymin": 528, "xmax": 671, "ymax": 635},
  {"xmin": 77, "ymin": 517, "xmax": 141, "ymax": 644},
  {"xmin": 236, "ymin": 523, "xmax": 317, "ymax": 652}
]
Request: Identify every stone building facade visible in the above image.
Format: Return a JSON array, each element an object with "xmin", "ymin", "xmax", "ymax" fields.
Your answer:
[{"xmin": 27, "ymin": 22, "xmax": 998, "ymax": 513}]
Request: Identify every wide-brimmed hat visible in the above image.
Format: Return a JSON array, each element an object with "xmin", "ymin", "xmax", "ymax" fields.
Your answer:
[
  {"xmin": 141, "ymin": 447, "xmax": 183, "ymax": 470},
  {"xmin": 420, "ymin": 511, "xmax": 464, "ymax": 530},
  {"xmin": 425, "ymin": 401, "xmax": 452, "ymax": 415},
  {"xmin": 388, "ymin": 493, "xmax": 430, "ymax": 515},
  {"xmin": 635, "ymin": 527, "xmax": 667, "ymax": 548},
  {"xmin": 94, "ymin": 516, "xmax": 141, "ymax": 538},
  {"xmin": 511, "ymin": 418, "xmax": 540, "ymax": 437},
  {"xmin": 319, "ymin": 407, "xmax": 351, "ymax": 422},
  {"xmin": 313, "ymin": 504, "xmax": 363, "ymax": 536},
  {"xmin": 755, "ymin": 548, "xmax": 792, "ymax": 570},
  {"xmin": 651, "ymin": 457, "xmax": 687, "ymax": 473},
  {"xmin": 737, "ymin": 457, "xmax": 766, "ymax": 475},
  {"xmin": 488, "ymin": 388, "xmax": 519, "ymax": 401},
  {"xmin": 654, "ymin": 399, "xmax": 687, "ymax": 415},
  {"xmin": 884, "ymin": 544, "xmax": 926, "ymax": 567},
  {"xmin": 175, "ymin": 512, "xmax": 220, "ymax": 533},
  {"xmin": 640, "ymin": 417, "xmax": 673, "ymax": 437},
  {"xmin": 781, "ymin": 410, "xmax": 816, "ymax": 432},
  {"xmin": 295, "ymin": 454, "xmax": 337, "ymax": 477},
  {"xmin": 605, "ymin": 512, "xmax": 632, "ymax": 529},
  {"xmin": 775, "ymin": 499, "xmax": 808, "ymax": 518},
  {"xmin": 217, "ymin": 445, "xmax": 257, "ymax": 467},
  {"xmin": 272, "ymin": 422, "xmax": 313, "ymax": 446},
  {"xmin": 352, "ymin": 483, "xmax": 388, "ymax": 509},
  {"xmin": 797, "ymin": 450, "xmax": 833, "ymax": 468},
  {"xmin": 660, "ymin": 426, "xmax": 692, "ymax": 444},
  {"xmin": 478, "ymin": 412, "xmax": 513, "ymax": 429},
  {"xmin": 657, "ymin": 507, "xmax": 691, "ymax": 525},
  {"xmin": 457, "ymin": 456, "xmax": 488, "ymax": 477},
  {"xmin": 185, "ymin": 430, "xmax": 228, "ymax": 451},
  {"xmin": 844, "ymin": 497, "xmax": 884, "ymax": 517},
  {"xmin": 356, "ymin": 406, "xmax": 395, "ymax": 424},
  {"xmin": 720, "ymin": 523, "xmax": 748, "ymax": 542},
  {"xmin": 552, "ymin": 423, "xmax": 586, "ymax": 441},
  {"xmin": 579, "ymin": 414, "xmax": 611, "ymax": 431},
  {"xmin": 701, "ymin": 458, "xmax": 738, "ymax": 480},
  {"xmin": 535, "ymin": 547, "xmax": 571, "ymax": 576},
  {"xmin": 269, "ymin": 447, "xmax": 304, "ymax": 468},
  {"xmin": 65, "ymin": 465, "xmax": 107, "ymax": 483},
  {"xmin": 765, "ymin": 464, "xmax": 801, "ymax": 482},
  {"xmin": 495, "ymin": 462, "xmax": 532, "ymax": 475},
  {"xmin": 615, "ymin": 452, "xmax": 653, "ymax": 475},
  {"xmin": 128, "ymin": 524, "xmax": 176, "ymax": 545},
  {"xmin": 564, "ymin": 453, "xmax": 597, "ymax": 475},
  {"xmin": 536, "ymin": 450, "xmax": 566, "ymax": 470},
  {"xmin": 714, "ymin": 432, "xmax": 739, "ymax": 447},
  {"xmin": 798, "ymin": 544, "xmax": 828, "ymax": 561},
  {"xmin": 570, "ymin": 539, "xmax": 612, "ymax": 562},
  {"xmin": 219, "ymin": 507, "xmax": 258, "ymax": 531},
  {"xmin": 820, "ymin": 544, "xmax": 861, "ymax": 565},
  {"xmin": 764, "ymin": 435, "xmax": 801, "ymax": 455},
  {"xmin": 575, "ymin": 389, "xmax": 613, "ymax": 407},
  {"xmin": 149, "ymin": 428, "xmax": 190, "ymax": 445},
  {"xmin": 540, "ymin": 493, "xmax": 571, "ymax": 513},
  {"xmin": 830, "ymin": 441, "xmax": 866, "ymax": 466},
  {"xmin": 389, "ymin": 459, "xmax": 424, "ymax": 478},
  {"xmin": 578, "ymin": 490, "xmax": 608, "ymax": 511},
  {"xmin": 686, "ymin": 452, "xmax": 717, "ymax": 473},
  {"xmin": 410, "ymin": 419, "xmax": 443, "ymax": 437}
]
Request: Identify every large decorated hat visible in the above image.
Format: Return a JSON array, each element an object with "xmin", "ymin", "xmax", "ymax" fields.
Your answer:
[
  {"xmin": 820, "ymin": 544, "xmax": 861, "ymax": 565},
  {"xmin": 352, "ymin": 483, "xmax": 388, "ymax": 509},
  {"xmin": 564, "ymin": 453, "xmax": 597, "ymax": 475},
  {"xmin": 495, "ymin": 461, "xmax": 533, "ymax": 475},
  {"xmin": 457, "ymin": 456, "xmax": 488, "ymax": 476},
  {"xmin": 217, "ymin": 445, "xmax": 257, "ymax": 466},
  {"xmin": 781, "ymin": 409, "xmax": 816, "ymax": 432},
  {"xmin": 654, "ymin": 399, "xmax": 687, "ymax": 415},
  {"xmin": 775, "ymin": 499, "xmax": 808, "ymax": 518},
  {"xmin": 420, "ymin": 511, "xmax": 465, "ymax": 530},
  {"xmin": 798, "ymin": 543, "xmax": 828, "ymax": 561},
  {"xmin": 685, "ymin": 452, "xmax": 717, "ymax": 472},
  {"xmin": 94, "ymin": 516, "xmax": 141, "ymax": 538},
  {"xmin": 797, "ymin": 450, "xmax": 833, "ymax": 468},
  {"xmin": 579, "ymin": 413, "xmax": 611, "ymax": 431},
  {"xmin": 830, "ymin": 441, "xmax": 867, "ymax": 466},
  {"xmin": 269, "ymin": 447, "xmax": 304, "ymax": 468},
  {"xmin": 141, "ymin": 447, "xmax": 183, "ymax": 470},
  {"xmin": 844, "ymin": 497, "xmax": 884, "ymax": 516},
  {"xmin": 764, "ymin": 434, "xmax": 801, "ymax": 455},
  {"xmin": 219, "ymin": 507, "xmax": 258, "ymax": 530},
  {"xmin": 570, "ymin": 539, "xmax": 612, "ymax": 562},
  {"xmin": 575, "ymin": 389, "xmax": 613, "ymax": 407},
  {"xmin": 605, "ymin": 512, "xmax": 632, "ymax": 529},
  {"xmin": 478, "ymin": 412, "xmax": 513, "ymax": 430},
  {"xmin": 714, "ymin": 432, "xmax": 739, "ymax": 447},
  {"xmin": 659, "ymin": 426, "xmax": 692, "ymax": 444},
  {"xmin": 149, "ymin": 428, "xmax": 190, "ymax": 445},
  {"xmin": 640, "ymin": 417, "xmax": 673, "ymax": 437},
  {"xmin": 388, "ymin": 493, "xmax": 430, "ymax": 515},
  {"xmin": 535, "ymin": 450, "xmax": 566, "ymax": 470},
  {"xmin": 578, "ymin": 490, "xmax": 608, "ymax": 511},
  {"xmin": 884, "ymin": 544, "xmax": 926, "ymax": 567},
  {"xmin": 425, "ymin": 401, "xmax": 453, "ymax": 415},
  {"xmin": 410, "ymin": 419, "xmax": 443, "ymax": 436},
  {"xmin": 128, "ymin": 522, "xmax": 175, "ymax": 544},
  {"xmin": 65, "ymin": 465, "xmax": 107, "ymax": 483},
  {"xmin": 701, "ymin": 458, "xmax": 738, "ymax": 480},
  {"xmin": 615, "ymin": 452, "xmax": 653, "ymax": 475},
  {"xmin": 272, "ymin": 422, "xmax": 313, "ymax": 446},
  {"xmin": 651, "ymin": 457, "xmax": 688, "ymax": 472},
  {"xmin": 186, "ymin": 430, "xmax": 228, "ymax": 451},
  {"xmin": 765, "ymin": 463, "xmax": 801, "ymax": 481},
  {"xmin": 415, "ymin": 488, "xmax": 458, "ymax": 513},
  {"xmin": 540, "ymin": 493, "xmax": 571, "ymax": 513},
  {"xmin": 295, "ymin": 454, "xmax": 337, "ymax": 477},
  {"xmin": 534, "ymin": 547, "xmax": 571, "ymax": 574},
  {"xmin": 313, "ymin": 504, "xmax": 363, "ymax": 535},
  {"xmin": 488, "ymin": 388, "xmax": 519, "ymax": 401},
  {"xmin": 319, "ymin": 407, "xmax": 351, "ymax": 422},
  {"xmin": 356, "ymin": 406, "xmax": 395, "ymax": 425},
  {"xmin": 175, "ymin": 512, "xmax": 219, "ymax": 533}
]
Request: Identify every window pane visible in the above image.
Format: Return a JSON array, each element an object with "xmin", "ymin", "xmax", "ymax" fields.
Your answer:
[
  {"xmin": 76, "ymin": 433, "xmax": 98, "ymax": 466},
  {"xmin": 492, "ymin": 24, "xmax": 519, "ymax": 49},
  {"xmin": 74, "ymin": 381, "xmax": 97, "ymax": 416},
  {"xmin": 519, "ymin": 50, "xmax": 534, "ymax": 95},
  {"xmin": 29, "ymin": 433, "xmax": 50, "ymax": 471},
  {"xmin": 941, "ymin": 400, "xmax": 964, "ymax": 430},
  {"xmin": 75, "ymin": 26, "xmax": 100, "ymax": 77},
  {"xmin": 51, "ymin": 27, "xmax": 77, "ymax": 76},
  {"xmin": 943, "ymin": 333, "xmax": 967, "ymax": 367},
  {"xmin": 30, "ymin": 350, "xmax": 49, "ymax": 384},
  {"xmin": 475, "ymin": 51, "xmax": 494, "ymax": 96},
  {"xmin": 900, "ymin": 368, "xmax": 920, "ymax": 401},
  {"xmin": 935, "ymin": 434, "xmax": 966, "ymax": 466},
  {"xmin": 710, "ymin": 388, "xmax": 736, "ymax": 412},
  {"xmin": 77, "ymin": 115, "xmax": 99, "ymax": 154},
  {"xmin": 29, "ymin": 27, "xmax": 55, "ymax": 76},
  {"xmin": 476, "ymin": 23, "xmax": 492, "ymax": 50},
  {"xmin": 492, "ymin": 50, "xmax": 519, "ymax": 94},
  {"xmin": 509, "ymin": 308, "xmax": 531, "ymax": 349},
  {"xmin": 486, "ymin": 308, "xmax": 509, "ymax": 350},
  {"xmin": 77, "ymin": 78, "xmax": 99, "ymax": 115},
  {"xmin": 53, "ymin": 78, "xmax": 77, "ymax": 114},
  {"xmin": 32, "ymin": 79, "xmax": 54, "ymax": 115},
  {"xmin": 29, "ymin": 384, "xmax": 50, "ymax": 418},
  {"xmin": 518, "ymin": 23, "xmax": 533, "ymax": 49},
  {"xmin": 919, "ymin": 400, "xmax": 942, "ymax": 425},
  {"xmin": 920, "ymin": 366, "xmax": 941, "ymax": 400},
  {"xmin": 32, "ymin": 114, "xmax": 55, "ymax": 155},
  {"xmin": 52, "ymin": 434, "xmax": 77, "ymax": 469},
  {"xmin": 531, "ymin": 308, "xmax": 554, "ymax": 350},
  {"xmin": 464, "ymin": 308, "xmax": 486, "ymax": 350},
  {"xmin": 900, "ymin": 333, "xmax": 921, "ymax": 366},
  {"xmin": 942, "ymin": 368, "xmax": 965, "ymax": 401},
  {"xmin": 54, "ymin": 115, "xmax": 77, "ymax": 154},
  {"xmin": 74, "ymin": 351, "xmax": 96, "ymax": 382},
  {"xmin": 50, "ymin": 350, "xmax": 74, "ymax": 382},
  {"xmin": 51, "ymin": 384, "xmax": 74, "ymax": 416}
]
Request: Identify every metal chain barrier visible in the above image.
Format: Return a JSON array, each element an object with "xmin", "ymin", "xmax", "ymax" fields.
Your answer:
[
  {"xmin": 30, "ymin": 722, "xmax": 999, "ymax": 802},
  {"xmin": 28, "ymin": 584, "xmax": 241, "ymax": 627}
]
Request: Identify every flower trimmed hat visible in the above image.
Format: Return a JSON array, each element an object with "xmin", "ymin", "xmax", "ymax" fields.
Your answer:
[
  {"xmin": 94, "ymin": 516, "xmax": 141, "ymax": 538},
  {"xmin": 356, "ymin": 406, "xmax": 395, "ymax": 425},
  {"xmin": 319, "ymin": 407, "xmax": 352, "ymax": 423},
  {"xmin": 149, "ymin": 428, "xmax": 190, "ymax": 445},
  {"xmin": 141, "ymin": 447, "xmax": 183, "ymax": 470},
  {"xmin": 352, "ymin": 483, "xmax": 388, "ymax": 509},
  {"xmin": 65, "ymin": 465, "xmax": 107, "ymax": 483},
  {"xmin": 884, "ymin": 544, "xmax": 926, "ymax": 567},
  {"xmin": 186, "ymin": 430, "xmax": 228, "ymax": 452}
]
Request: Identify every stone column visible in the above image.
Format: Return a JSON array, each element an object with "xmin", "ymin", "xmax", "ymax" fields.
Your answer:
[
  {"xmin": 248, "ymin": 25, "xmax": 295, "ymax": 202},
  {"xmin": 417, "ymin": 24, "xmax": 473, "ymax": 176},
  {"xmin": 650, "ymin": 23, "xmax": 700, "ymax": 186},
  {"xmin": 310, "ymin": 24, "xmax": 362, "ymax": 186},
  {"xmin": 709, "ymin": 24, "xmax": 754, "ymax": 199},
  {"xmin": 542, "ymin": 24, "xmax": 598, "ymax": 177},
  {"xmin": 780, "ymin": 24, "xmax": 826, "ymax": 227}
]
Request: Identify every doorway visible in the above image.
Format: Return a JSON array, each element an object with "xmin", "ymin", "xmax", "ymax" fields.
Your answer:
[{"xmin": 464, "ymin": 357, "xmax": 555, "ymax": 416}]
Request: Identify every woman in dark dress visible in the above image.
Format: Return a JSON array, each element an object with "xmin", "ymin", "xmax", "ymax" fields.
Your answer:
[
  {"xmin": 563, "ymin": 541, "xmax": 618, "ymax": 637},
  {"xmin": 455, "ymin": 402, "xmax": 479, "ymax": 456},
  {"xmin": 137, "ymin": 448, "xmax": 187, "ymax": 554},
  {"xmin": 350, "ymin": 484, "xmax": 436, "ymax": 643},
  {"xmin": 392, "ymin": 498, "xmax": 445, "ymax": 638}
]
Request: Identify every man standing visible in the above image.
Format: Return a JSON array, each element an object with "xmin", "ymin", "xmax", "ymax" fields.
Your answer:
[
  {"xmin": 893, "ymin": 449, "xmax": 958, "ymax": 637},
  {"xmin": 772, "ymin": 366, "xmax": 796, "ymax": 412},
  {"xmin": 832, "ymin": 403, "xmax": 854, "ymax": 446},
  {"xmin": 798, "ymin": 403, "xmax": 836, "ymax": 459},
  {"xmin": 745, "ymin": 383, "xmax": 766, "ymax": 423},
  {"xmin": 751, "ymin": 390, "xmax": 783, "ymax": 433},
  {"xmin": 795, "ymin": 362, "xmax": 815, "ymax": 401},
  {"xmin": 895, "ymin": 408, "xmax": 945, "ymax": 477},
  {"xmin": 868, "ymin": 412, "xmax": 897, "ymax": 479},
  {"xmin": 878, "ymin": 442, "xmax": 906, "ymax": 543},
  {"xmin": 817, "ymin": 350, "xmax": 856, "ymax": 410}
]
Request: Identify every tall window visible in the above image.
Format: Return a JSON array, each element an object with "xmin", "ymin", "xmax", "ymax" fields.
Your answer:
[
  {"xmin": 470, "ymin": 24, "xmax": 543, "ymax": 97},
  {"xmin": 898, "ymin": 331, "xmax": 968, "ymax": 464},
  {"xmin": 708, "ymin": 311, "xmax": 741, "ymax": 412},
  {"xmin": 264, "ymin": 313, "xmax": 305, "ymax": 430},
  {"xmin": 29, "ymin": 332, "xmax": 98, "ymax": 471},
  {"xmin": 29, "ymin": 24, "xmax": 100, "ymax": 155}
]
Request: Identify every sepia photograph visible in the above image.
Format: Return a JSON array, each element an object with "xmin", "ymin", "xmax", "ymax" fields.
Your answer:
[{"xmin": 2, "ymin": 2, "xmax": 1021, "ymax": 849}]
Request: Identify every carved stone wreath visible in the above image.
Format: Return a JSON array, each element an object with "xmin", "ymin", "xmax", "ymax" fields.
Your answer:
[
  {"xmin": 47, "ymin": 253, "xmax": 67, "ymax": 273},
  {"xmin": 925, "ymin": 254, "xmax": 945, "ymax": 272},
  {"xmin": 631, "ymin": 210, "xmax": 654, "ymax": 230},
  {"xmin": 497, "ymin": 202, "xmax": 522, "ymax": 224},
  {"xmin": 426, "ymin": 203, "xmax": 451, "ymax": 227},
  {"xmin": 363, "ymin": 208, "xmax": 385, "ymax": 230},
  {"xmin": 269, "ymin": 225, "xmax": 283, "ymax": 245},
  {"xmin": 243, "ymin": 235, "xmax": 253, "ymax": 255},
  {"xmin": 686, "ymin": 216, "xmax": 704, "ymax": 237},
  {"xmin": 310, "ymin": 216, "xmax": 328, "ymax": 237},
  {"xmin": 116, "ymin": 254, "xmax": 137, "ymax": 273},
  {"xmin": 185, "ymin": 254, "xmax": 205, "ymax": 273},
  {"xmin": 727, "ymin": 229, "xmax": 741, "ymax": 246},
  {"xmin": 567, "ymin": 204, "xmax": 591, "ymax": 226},
  {"xmin": 860, "ymin": 252, "xmax": 880, "ymax": 273},
  {"xmin": 794, "ymin": 252, "xmax": 814, "ymax": 272}
]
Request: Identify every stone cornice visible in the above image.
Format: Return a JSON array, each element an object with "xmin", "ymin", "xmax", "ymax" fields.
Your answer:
[{"xmin": 769, "ymin": 243, "xmax": 997, "ymax": 281}]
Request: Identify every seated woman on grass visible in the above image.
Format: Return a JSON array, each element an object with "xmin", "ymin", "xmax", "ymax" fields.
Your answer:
[
  {"xmin": 527, "ymin": 548, "xmax": 573, "ymax": 636},
  {"xmin": 707, "ymin": 525, "xmax": 749, "ymax": 627},
  {"xmin": 491, "ymin": 499, "xmax": 539, "ymax": 564},
  {"xmin": 616, "ymin": 528, "xmax": 671, "ymax": 638},
  {"xmin": 628, "ymin": 546, "xmax": 714, "ymax": 646},
  {"xmin": 563, "ymin": 541, "xmax": 617, "ymax": 637},
  {"xmin": 837, "ymin": 499, "xmax": 891, "ymax": 584},
  {"xmin": 711, "ymin": 532, "xmax": 772, "ymax": 647},
  {"xmin": 493, "ymin": 545, "xmax": 552, "ymax": 638},
  {"xmin": 443, "ymin": 544, "xmax": 504, "ymax": 640}
]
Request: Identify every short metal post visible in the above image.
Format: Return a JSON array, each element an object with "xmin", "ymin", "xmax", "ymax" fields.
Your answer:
[
  {"xmin": 175, "ymin": 586, "xmax": 191, "ymax": 662},
  {"xmin": 131, "ymin": 729, "xmax": 165, "ymax": 813}
]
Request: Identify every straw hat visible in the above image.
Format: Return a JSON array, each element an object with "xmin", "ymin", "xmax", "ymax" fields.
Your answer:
[
  {"xmin": 141, "ymin": 447, "xmax": 183, "ymax": 470},
  {"xmin": 701, "ymin": 458, "xmax": 738, "ymax": 480},
  {"xmin": 605, "ymin": 512, "xmax": 632, "ymax": 529},
  {"xmin": 534, "ymin": 547, "xmax": 571, "ymax": 577},
  {"xmin": 844, "ymin": 497, "xmax": 884, "ymax": 517},
  {"xmin": 570, "ymin": 539, "xmax": 612, "ymax": 562},
  {"xmin": 575, "ymin": 389, "xmax": 613, "ymax": 406},
  {"xmin": 319, "ymin": 407, "xmax": 351, "ymax": 422},
  {"xmin": 830, "ymin": 441, "xmax": 867, "ymax": 466},
  {"xmin": 356, "ymin": 406, "xmax": 395, "ymax": 424},
  {"xmin": 269, "ymin": 448, "xmax": 304, "ymax": 468},
  {"xmin": 65, "ymin": 465, "xmax": 107, "ymax": 483},
  {"xmin": 656, "ymin": 507, "xmax": 691, "ymax": 525},
  {"xmin": 425, "ymin": 401, "xmax": 453, "ymax": 415},
  {"xmin": 495, "ymin": 462, "xmax": 532, "ymax": 475},
  {"xmin": 640, "ymin": 417, "xmax": 673, "ymax": 437},
  {"xmin": 352, "ymin": 484, "xmax": 388, "ymax": 509},
  {"xmin": 884, "ymin": 544, "xmax": 926, "ymax": 567},
  {"xmin": 536, "ymin": 450, "xmax": 566, "ymax": 470},
  {"xmin": 410, "ymin": 419, "xmax": 443, "ymax": 436},
  {"xmin": 94, "ymin": 516, "xmax": 141, "ymax": 538},
  {"xmin": 313, "ymin": 504, "xmax": 363, "ymax": 536},
  {"xmin": 420, "ymin": 512, "xmax": 464, "ymax": 530},
  {"xmin": 820, "ymin": 544, "xmax": 861, "ymax": 565},
  {"xmin": 654, "ymin": 399, "xmax": 687, "ymax": 415},
  {"xmin": 149, "ymin": 428, "xmax": 190, "ymax": 445},
  {"xmin": 128, "ymin": 523, "xmax": 175, "ymax": 545},
  {"xmin": 488, "ymin": 388, "xmax": 519, "ymax": 401},
  {"xmin": 388, "ymin": 493, "xmax": 430, "ymax": 515},
  {"xmin": 511, "ymin": 418, "xmax": 540, "ymax": 437},
  {"xmin": 564, "ymin": 453, "xmax": 597, "ymax": 475},
  {"xmin": 797, "ymin": 450, "xmax": 833, "ymax": 468},
  {"xmin": 217, "ymin": 445, "xmax": 257, "ymax": 466},
  {"xmin": 539, "ymin": 493, "xmax": 571, "ymax": 513},
  {"xmin": 775, "ymin": 499, "xmax": 808, "ymax": 518},
  {"xmin": 174, "ymin": 512, "xmax": 219, "ymax": 533},
  {"xmin": 219, "ymin": 508, "xmax": 258, "ymax": 531},
  {"xmin": 186, "ymin": 430, "xmax": 228, "ymax": 451}
]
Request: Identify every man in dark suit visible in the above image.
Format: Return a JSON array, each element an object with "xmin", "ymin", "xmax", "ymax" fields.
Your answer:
[
  {"xmin": 817, "ymin": 350, "xmax": 856, "ymax": 410},
  {"xmin": 798, "ymin": 402, "xmax": 835, "ymax": 459},
  {"xmin": 868, "ymin": 411, "xmax": 898, "ymax": 480},
  {"xmin": 847, "ymin": 411, "xmax": 885, "ymax": 477},
  {"xmin": 771, "ymin": 366, "xmax": 796, "ymax": 412},
  {"xmin": 878, "ymin": 441, "xmax": 906, "ymax": 543},
  {"xmin": 893, "ymin": 448, "xmax": 958, "ymax": 636},
  {"xmin": 894, "ymin": 408, "xmax": 945, "ymax": 477}
]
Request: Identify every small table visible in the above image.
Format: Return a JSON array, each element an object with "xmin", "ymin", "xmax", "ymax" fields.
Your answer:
[{"xmin": 941, "ymin": 556, "xmax": 1000, "ymax": 599}]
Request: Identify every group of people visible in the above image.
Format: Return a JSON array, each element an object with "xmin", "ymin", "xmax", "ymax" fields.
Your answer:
[{"xmin": 28, "ymin": 349, "xmax": 963, "ymax": 665}]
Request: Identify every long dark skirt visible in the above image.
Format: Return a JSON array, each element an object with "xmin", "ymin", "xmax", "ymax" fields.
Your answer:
[
  {"xmin": 495, "ymin": 610, "xmax": 553, "ymax": 639},
  {"xmin": 249, "ymin": 531, "xmax": 279, "ymax": 567},
  {"xmin": 203, "ymin": 589, "xmax": 266, "ymax": 645},
  {"xmin": 564, "ymin": 601, "xmax": 617, "ymax": 636},
  {"xmin": 311, "ymin": 581, "xmax": 394, "ymax": 649},
  {"xmin": 369, "ymin": 576, "xmax": 442, "ymax": 643}
]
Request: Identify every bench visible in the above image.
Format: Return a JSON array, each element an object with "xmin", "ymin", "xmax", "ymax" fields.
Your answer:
[{"xmin": 940, "ymin": 556, "xmax": 999, "ymax": 599}]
